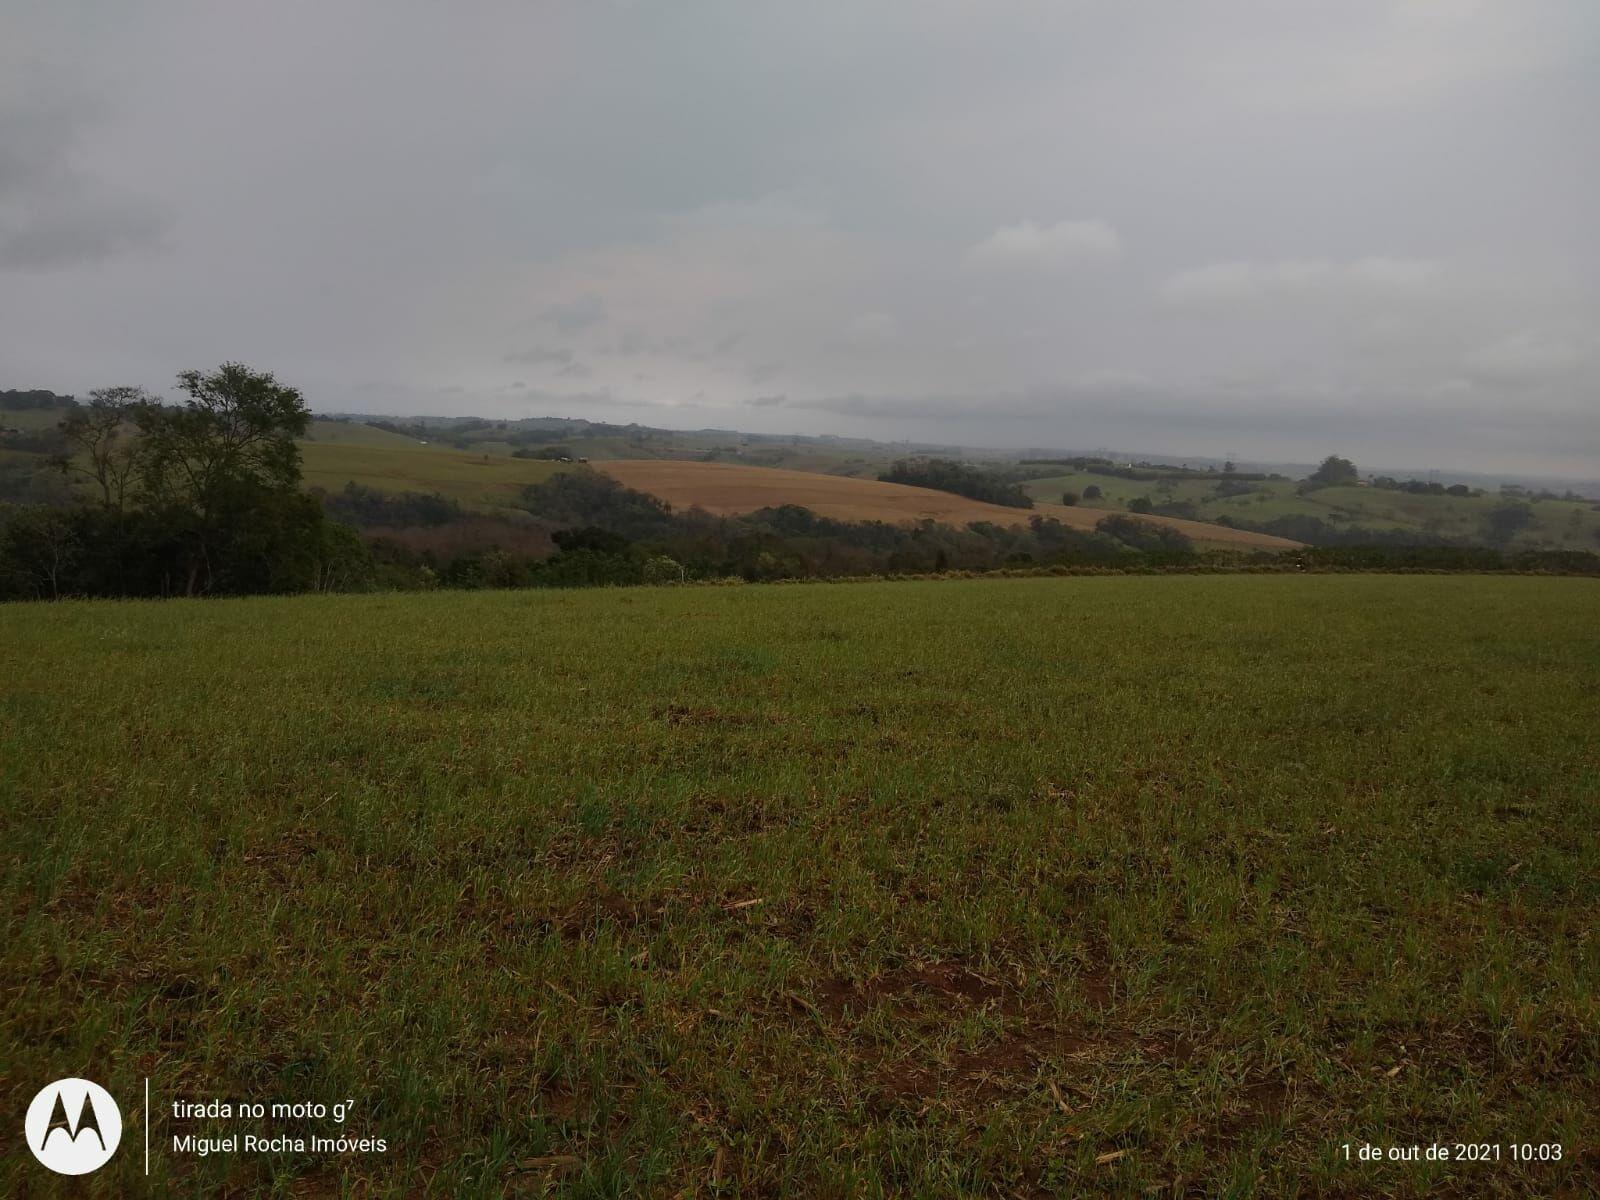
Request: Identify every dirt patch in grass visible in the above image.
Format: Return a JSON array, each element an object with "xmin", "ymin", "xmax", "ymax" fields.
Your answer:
[
  {"xmin": 654, "ymin": 702, "xmax": 770, "ymax": 728},
  {"xmin": 812, "ymin": 962, "xmax": 1011, "ymax": 1017},
  {"xmin": 794, "ymin": 959, "xmax": 1185, "ymax": 1112},
  {"xmin": 875, "ymin": 1027, "xmax": 1107, "ymax": 1107}
]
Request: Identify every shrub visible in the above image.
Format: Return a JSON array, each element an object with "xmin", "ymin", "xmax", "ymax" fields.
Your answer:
[{"xmin": 643, "ymin": 555, "xmax": 687, "ymax": 585}]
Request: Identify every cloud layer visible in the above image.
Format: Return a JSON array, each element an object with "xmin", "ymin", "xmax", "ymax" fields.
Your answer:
[
  {"xmin": 965, "ymin": 220, "xmax": 1122, "ymax": 272},
  {"xmin": 0, "ymin": 0, "xmax": 1595, "ymax": 476}
]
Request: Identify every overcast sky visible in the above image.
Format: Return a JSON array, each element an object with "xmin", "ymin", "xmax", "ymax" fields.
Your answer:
[{"xmin": 3, "ymin": 1, "xmax": 1595, "ymax": 475}]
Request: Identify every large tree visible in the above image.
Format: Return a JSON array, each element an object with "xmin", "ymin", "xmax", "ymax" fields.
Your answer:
[
  {"xmin": 139, "ymin": 363, "xmax": 310, "ymax": 518},
  {"xmin": 136, "ymin": 363, "xmax": 313, "ymax": 594},
  {"xmin": 55, "ymin": 386, "xmax": 155, "ymax": 512},
  {"xmin": 1309, "ymin": 455, "xmax": 1359, "ymax": 486}
]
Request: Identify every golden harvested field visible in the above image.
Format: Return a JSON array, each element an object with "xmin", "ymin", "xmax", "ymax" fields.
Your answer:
[{"xmin": 597, "ymin": 459, "xmax": 1302, "ymax": 550}]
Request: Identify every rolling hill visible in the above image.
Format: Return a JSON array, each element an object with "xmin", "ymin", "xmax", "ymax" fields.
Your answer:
[
  {"xmin": 298, "ymin": 438, "xmax": 568, "ymax": 507},
  {"xmin": 597, "ymin": 459, "xmax": 1302, "ymax": 550},
  {"xmin": 1021, "ymin": 468, "xmax": 1600, "ymax": 551}
]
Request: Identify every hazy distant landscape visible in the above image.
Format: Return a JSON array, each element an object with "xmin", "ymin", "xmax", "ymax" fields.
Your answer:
[{"xmin": 6, "ymin": 385, "xmax": 1597, "ymax": 603}]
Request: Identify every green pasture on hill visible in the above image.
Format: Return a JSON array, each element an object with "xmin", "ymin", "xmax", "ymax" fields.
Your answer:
[
  {"xmin": 297, "ymin": 439, "xmax": 570, "ymax": 508},
  {"xmin": 0, "ymin": 407, "xmax": 73, "ymax": 432},
  {"xmin": 3, "ymin": 575, "xmax": 1597, "ymax": 1196},
  {"xmin": 1022, "ymin": 470, "xmax": 1600, "ymax": 551},
  {"xmin": 301, "ymin": 419, "xmax": 423, "ymax": 448}
]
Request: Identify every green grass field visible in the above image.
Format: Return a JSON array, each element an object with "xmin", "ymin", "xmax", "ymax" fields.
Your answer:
[
  {"xmin": 301, "ymin": 419, "xmax": 425, "ymax": 448},
  {"xmin": 298, "ymin": 440, "xmax": 569, "ymax": 508},
  {"xmin": 0, "ymin": 407, "xmax": 75, "ymax": 432},
  {"xmin": 1022, "ymin": 472, "xmax": 1600, "ymax": 552},
  {"xmin": 4, "ymin": 576, "xmax": 1597, "ymax": 1196}
]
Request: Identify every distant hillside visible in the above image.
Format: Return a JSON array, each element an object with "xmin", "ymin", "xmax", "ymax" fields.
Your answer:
[
  {"xmin": 298, "ymin": 434, "xmax": 570, "ymax": 508},
  {"xmin": 596, "ymin": 459, "xmax": 1301, "ymax": 551},
  {"xmin": 10, "ymin": 404, "xmax": 1596, "ymax": 549},
  {"xmin": 1019, "ymin": 466, "xmax": 1600, "ymax": 553}
]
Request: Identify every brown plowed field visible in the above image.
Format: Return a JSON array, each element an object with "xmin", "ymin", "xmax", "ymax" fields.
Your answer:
[{"xmin": 596, "ymin": 460, "xmax": 1302, "ymax": 550}]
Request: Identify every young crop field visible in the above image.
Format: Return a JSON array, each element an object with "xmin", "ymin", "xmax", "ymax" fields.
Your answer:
[
  {"xmin": 296, "ymin": 440, "xmax": 570, "ymax": 509},
  {"xmin": 3, "ymin": 575, "xmax": 1597, "ymax": 1196}
]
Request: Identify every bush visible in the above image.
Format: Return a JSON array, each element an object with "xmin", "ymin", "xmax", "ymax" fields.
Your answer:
[
  {"xmin": 551, "ymin": 525, "xmax": 631, "ymax": 555},
  {"xmin": 643, "ymin": 555, "xmax": 686, "ymax": 585},
  {"xmin": 1309, "ymin": 455, "xmax": 1359, "ymax": 486},
  {"xmin": 1152, "ymin": 499, "xmax": 1200, "ymax": 520}
]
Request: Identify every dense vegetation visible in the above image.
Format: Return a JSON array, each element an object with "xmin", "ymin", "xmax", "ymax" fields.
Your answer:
[
  {"xmin": 316, "ymin": 481, "xmax": 464, "ymax": 528},
  {"xmin": 0, "ymin": 367, "xmax": 369, "ymax": 599},
  {"xmin": 880, "ymin": 456, "xmax": 1035, "ymax": 508},
  {"xmin": 4, "ymin": 576, "xmax": 1595, "ymax": 1195},
  {"xmin": 1019, "ymin": 455, "xmax": 1276, "ymax": 484},
  {"xmin": 0, "ymin": 388, "xmax": 79, "ymax": 413},
  {"xmin": 367, "ymin": 415, "xmax": 651, "ymax": 452},
  {"xmin": 398, "ymin": 471, "xmax": 1201, "ymax": 590}
]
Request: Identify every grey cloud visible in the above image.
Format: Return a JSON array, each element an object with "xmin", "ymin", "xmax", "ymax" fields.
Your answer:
[
  {"xmin": 1, "ymin": 191, "xmax": 169, "ymax": 270},
  {"xmin": 605, "ymin": 328, "xmax": 696, "ymax": 357},
  {"xmin": 964, "ymin": 220, "xmax": 1121, "ymax": 271},
  {"xmin": 1160, "ymin": 258, "xmax": 1441, "ymax": 307},
  {"xmin": 1462, "ymin": 330, "xmax": 1589, "ymax": 385},
  {"xmin": 745, "ymin": 393, "xmax": 787, "ymax": 407},
  {"xmin": 504, "ymin": 345, "xmax": 574, "ymax": 366},
  {"xmin": 0, "ymin": 74, "xmax": 170, "ymax": 271},
  {"xmin": 540, "ymin": 295, "xmax": 606, "ymax": 333},
  {"xmin": 843, "ymin": 312, "xmax": 899, "ymax": 347}
]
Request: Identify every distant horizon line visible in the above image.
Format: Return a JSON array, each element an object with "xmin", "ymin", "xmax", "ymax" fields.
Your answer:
[{"xmin": 311, "ymin": 408, "xmax": 1600, "ymax": 491}]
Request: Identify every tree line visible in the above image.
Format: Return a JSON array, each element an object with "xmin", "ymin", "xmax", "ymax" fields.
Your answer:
[{"xmin": 878, "ymin": 457, "xmax": 1034, "ymax": 508}]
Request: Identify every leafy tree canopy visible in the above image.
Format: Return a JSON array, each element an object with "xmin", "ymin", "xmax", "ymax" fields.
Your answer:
[{"xmin": 1309, "ymin": 455, "xmax": 1359, "ymax": 486}]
